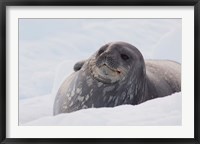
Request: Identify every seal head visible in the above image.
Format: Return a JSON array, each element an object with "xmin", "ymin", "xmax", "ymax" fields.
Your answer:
[{"xmin": 89, "ymin": 42, "xmax": 145, "ymax": 84}]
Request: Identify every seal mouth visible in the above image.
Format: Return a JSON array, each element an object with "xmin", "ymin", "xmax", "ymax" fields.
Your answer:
[
  {"xmin": 91, "ymin": 63, "xmax": 124, "ymax": 84},
  {"xmin": 100, "ymin": 64, "xmax": 121, "ymax": 75}
]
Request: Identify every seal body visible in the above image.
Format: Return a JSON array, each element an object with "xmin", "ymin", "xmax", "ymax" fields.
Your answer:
[{"xmin": 53, "ymin": 42, "xmax": 181, "ymax": 115}]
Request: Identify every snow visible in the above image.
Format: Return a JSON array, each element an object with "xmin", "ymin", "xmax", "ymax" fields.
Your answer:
[
  {"xmin": 19, "ymin": 95, "xmax": 54, "ymax": 125},
  {"xmin": 20, "ymin": 92, "xmax": 181, "ymax": 126}
]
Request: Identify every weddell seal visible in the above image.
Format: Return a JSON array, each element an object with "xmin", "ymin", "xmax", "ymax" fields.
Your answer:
[{"xmin": 53, "ymin": 41, "xmax": 181, "ymax": 115}]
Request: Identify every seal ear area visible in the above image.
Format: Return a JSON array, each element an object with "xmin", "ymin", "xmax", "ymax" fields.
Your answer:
[{"xmin": 73, "ymin": 60, "xmax": 86, "ymax": 71}]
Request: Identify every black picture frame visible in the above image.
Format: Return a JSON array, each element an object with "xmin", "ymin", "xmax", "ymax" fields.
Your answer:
[{"xmin": 0, "ymin": 0, "xmax": 199, "ymax": 144}]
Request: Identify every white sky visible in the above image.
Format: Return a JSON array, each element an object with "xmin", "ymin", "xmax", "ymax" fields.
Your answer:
[{"xmin": 19, "ymin": 19, "xmax": 181, "ymax": 99}]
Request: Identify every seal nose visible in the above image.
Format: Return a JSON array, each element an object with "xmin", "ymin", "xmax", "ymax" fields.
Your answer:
[
  {"xmin": 96, "ymin": 50, "xmax": 119, "ymax": 69},
  {"xmin": 104, "ymin": 53, "xmax": 119, "ymax": 69}
]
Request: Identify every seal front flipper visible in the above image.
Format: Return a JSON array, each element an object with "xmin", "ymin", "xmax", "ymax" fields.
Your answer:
[{"xmin": 73, "ymin": 60, "xmax": 87, "ymax": 71}]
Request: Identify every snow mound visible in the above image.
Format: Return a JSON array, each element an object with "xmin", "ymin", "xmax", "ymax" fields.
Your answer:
[
  {"xmin": 19, "ymin": 95, "xmax": 54, "ymax": 124},
  {"xmin": 22, "ymin": 92, "xmax": 181, "ymax": 126}
]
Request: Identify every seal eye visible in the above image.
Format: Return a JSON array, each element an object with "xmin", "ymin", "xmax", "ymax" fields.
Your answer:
[
  {"xmin": 121, "ymin": 54, "xmax": 129, "ymax": 61},
  {"xmin": 97, "ymin": 44, "xmax": 108, "ymax": 56}
]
